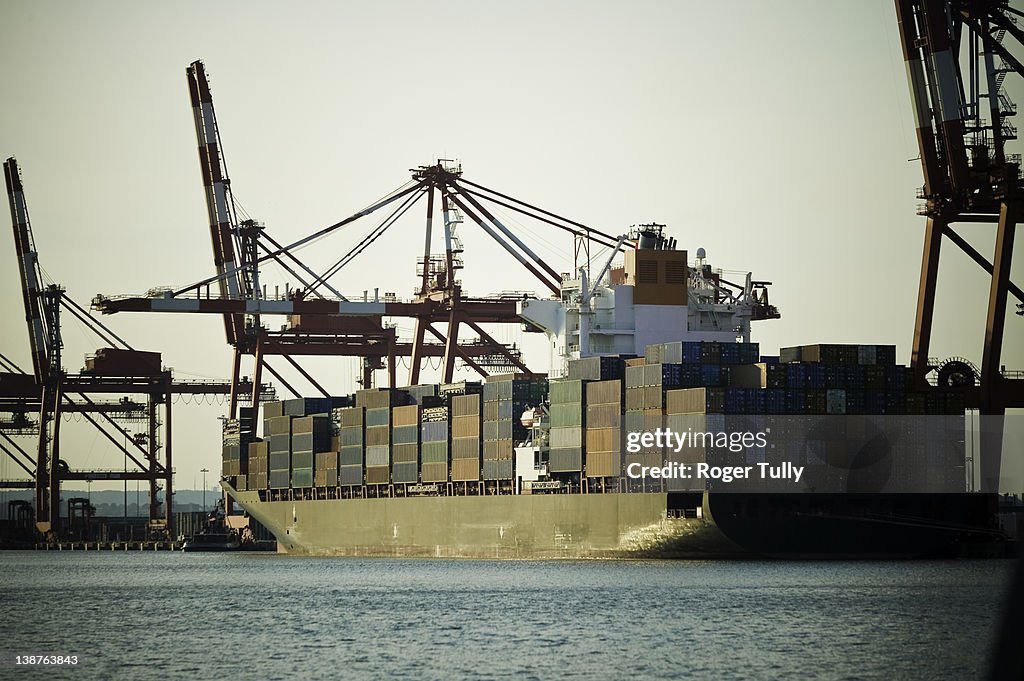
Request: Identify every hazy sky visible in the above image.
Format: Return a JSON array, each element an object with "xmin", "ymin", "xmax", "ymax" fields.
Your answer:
[{"xmin": 1, "ymin": 1, "xmax": 1021, "ymax": 492}]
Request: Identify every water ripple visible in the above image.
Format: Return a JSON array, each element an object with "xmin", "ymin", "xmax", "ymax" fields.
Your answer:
[{"xmin": 0, "ymin": 553, "xmax": 1013, "ymax": 680}]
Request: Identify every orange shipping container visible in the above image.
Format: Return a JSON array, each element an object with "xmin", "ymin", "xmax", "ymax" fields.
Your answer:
[
  {"xmin": 451, "ymin": 458, "xmax": 480, "ymax": 482},
  {"xmin": 365, "ymin": 425, "xmax": 390, "ymax": 446},
  {"xmin": 585, "ymin": 403, "xmax": 621, "ymax": 429},
  {"xmin": 365, "ymin": 466, "xmax": 390, "ymax": 485},
  {"xmin": 451, "ymin": 394, "xmax": 481, "ymax": 417},
  {"xmin": 451, "ymin": 415, "xmax": 481, "ymax": 438},
  {"xmin": 586, "ymin": 450, "xmax": 620, "ymax": 478},
  {"xmin": 420, "ymin": 462, "xmax": 448, "ymax": 483},
  {"xmin": 483, "ymin": 439, "xmax": 514, "ymax": 460},
  {"xmin": 586, "ymin": 380, "xmax": 623, "ymax": 406},
  {"xmin": 338, "ymin": 407, "xmax": 364, "ymax": 427},
  {"xmin": 585, "ymin": 427, "xmax": 620, "ymax": 453},
  {"xmin": 392, "ymin": 404, "xmax": 420, "ymax": 427}
]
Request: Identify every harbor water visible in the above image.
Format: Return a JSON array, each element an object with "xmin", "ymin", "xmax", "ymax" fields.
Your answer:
[{"xmin": 0, "ymin": 553, "xmax": 1014, "ymax": 680}]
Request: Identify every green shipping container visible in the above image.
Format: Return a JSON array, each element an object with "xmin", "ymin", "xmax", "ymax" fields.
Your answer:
[
  {"xmin": 292, "ymin": 467, "xmax": 313, "ymax": 488},
  {"xmin": 421, "ymin": 441, "xmax": 449, "ymax": 464},
  {"xmin": 549, "ymin": 379, "xmax": 585, "ymax": 404},
  {"xmin": 549, "ymin": 402, "xmax": 584, "ymax": 428}
]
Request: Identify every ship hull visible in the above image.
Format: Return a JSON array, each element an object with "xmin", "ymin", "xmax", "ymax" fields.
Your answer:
[
  {"xmin": 225, "ymin": 486, "xmax": 1006, "ymax": 559},
  {"xmin": 224, "ymin": 487, "xmax": 743, "ymax": 558},
  {"xmin": 704, "ymin": 492, "xmax": 1004, "ymax": 559}
]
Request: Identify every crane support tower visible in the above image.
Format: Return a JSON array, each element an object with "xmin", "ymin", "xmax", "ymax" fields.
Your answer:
[
  {"xmin": 895, "ymin": 0, "xmax": 1024, "ymax": 491},
  {"xmin": 4, "ymin": 157, "xmax": 274, "ymax": 540}
]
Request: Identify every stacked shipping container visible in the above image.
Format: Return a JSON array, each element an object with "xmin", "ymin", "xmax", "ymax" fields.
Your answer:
[
  {"xmin": 584, "ymin": 379, "xmax": 623, "ymax": 478},
  {"xmin": 392, "ymin": 404, "xmax": 420, "ymax": 484},
  {"xmin": 337, "ymin": 406, "xmax": 365, "ymax": 487},
  {"xmin": 225, "ymin": 339, "xmax": 961, "ymax": 496},
  {"xmin": 451, "ymin": 394, "xmax": 482, "ymax": 482},
  {"xmin": 256, "ymin": 398, "xmax": 347, "ymax": 490},
  {"xmin": 266, "ymin": 410, "xmax": 292, "ymax": 490},
  {"xmin": 621, "ymin": 342, "xmax": 762, "ymax": 484},
  {"xmin": 314, "ymin": 451, "xmax": 338, "ymax": 487},
  {"xmin": 624, "ymin": 362, "xmax": 670, "ymax": 474},
  {"xmin": 291, "ymin": 414, "xmax": 332, "ymax": 488},
  {"xmin": 216, "ymin": 403, "xmax": 250, "ymax": 491},
  {"xmin": 221, "ymin": 406, "xmax": 255, "ymax": 489},
  {"xmin": 564, "ymin": 357, "xmax": 625, "ymax": 479},
  {"xmin": 439, "ymin": 381, "xmax": 482, "ymax": 398},
  {"xmin": 548, "ymin": 379, "xmax": 586, "ymax": 472},
  {"xmin": 401, "ymin": 384, "xmax": 440, "ymax": 405},
  {"xmin": 663, "ymin": 342, "xmax": 964, "ymax": 490},
  {"xmin": 421, "ymin": 404, "xmax": 450, "ymax": 483},
  {"xmin": 482, "ymin": 374, "xmax": 546, "ymax": 480},
  {"xmin": 247, "ymin": 440, "xmax": 268, "ymax": 490},
  {"xmin": 357, "ymin": 389, "xmax": 407, "ymax": 486}
]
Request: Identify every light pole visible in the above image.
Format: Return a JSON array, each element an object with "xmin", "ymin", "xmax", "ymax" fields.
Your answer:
[
  {"xmin": 123, "ymin": 434, "xmax": 127, "ymax": 524},
  {"xmin": 200, "ymin": 468, "xmax": 209, "ymax": 512}
]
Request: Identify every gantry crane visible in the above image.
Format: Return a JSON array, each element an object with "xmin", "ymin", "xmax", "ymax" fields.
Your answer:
[
  {"xmin": 3, "ymin": 157, "xmax": 273, "ymax": 538},
  {"xmin": 895, "ymin": 0, "xmax": 1024, "ymax": 491},
  {"xmin": 93, "ymin": 61, "xmax": 635, "ymax": 421}
]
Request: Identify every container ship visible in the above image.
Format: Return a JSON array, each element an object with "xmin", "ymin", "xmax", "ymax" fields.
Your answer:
[{"xmin": 220, "ymin": 228, "xmax": 1003, "ymax": 558}]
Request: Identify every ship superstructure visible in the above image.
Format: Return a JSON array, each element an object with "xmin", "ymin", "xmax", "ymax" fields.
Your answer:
[{"xmin": 518, "ymin": 224, "xmax": 779, "ymax": 376}]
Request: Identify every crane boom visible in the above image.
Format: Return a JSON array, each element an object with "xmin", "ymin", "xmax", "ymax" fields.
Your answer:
[
  {"xmin": 895, "ymin": 0, "xmax": 945, "ymax": 196},
  {"xmin": 4, "ymin": 158, "xmax": 50, "ymax": 385},
  {"xmin": 895, "ymin": 1, "xmax": 974, "ymax": 201},
  {"xmin": 186, "ymin": 60, "xmax": 244, "ymax": 345}
]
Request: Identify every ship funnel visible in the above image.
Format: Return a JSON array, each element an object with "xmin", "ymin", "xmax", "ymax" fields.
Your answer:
[{"xmin": 638, "ymin": 230, "xmax": 658, "ymax": 250}]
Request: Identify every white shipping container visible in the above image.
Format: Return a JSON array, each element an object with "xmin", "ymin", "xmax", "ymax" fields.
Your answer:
[
  {"xmin": 365, "ymin": 445, "xmax": 390, "ymax": 467},
  {"xmin": 549, "ymin": 426, "xmax": 583, "ymax": 448}
]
